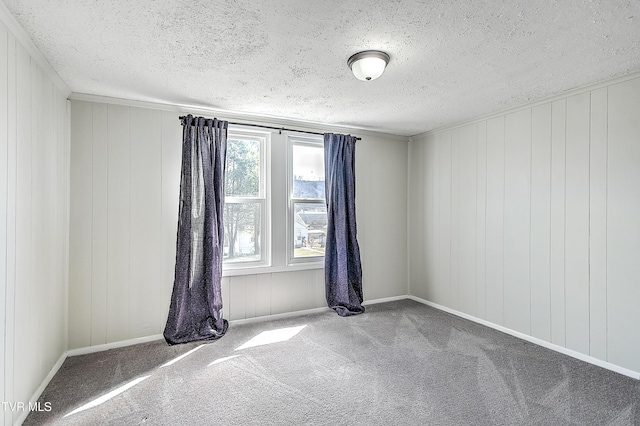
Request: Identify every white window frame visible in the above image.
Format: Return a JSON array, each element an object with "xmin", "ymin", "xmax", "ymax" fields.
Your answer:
[
  {"xmin": 287, "ymin": 135, "xmax": 325, "ymax": 266},
  {"xmin": 223, "ymin": 128, "xmax": 271, "ymax": 270}
]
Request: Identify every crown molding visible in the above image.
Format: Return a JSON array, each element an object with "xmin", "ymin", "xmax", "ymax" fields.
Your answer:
[{"xmin": 68, "ymin": 92, "xmax": 409, "ymax": 142}]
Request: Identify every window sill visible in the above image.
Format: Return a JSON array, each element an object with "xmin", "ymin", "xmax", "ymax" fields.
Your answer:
[{"xmin": 222, "ymin": 262, "xmax": 324, "ymax": 277}]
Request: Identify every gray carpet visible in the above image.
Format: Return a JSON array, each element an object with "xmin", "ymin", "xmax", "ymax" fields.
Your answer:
[{"xmin": 25, "ymin": 299, "xmax": 639, "ymax": 425}]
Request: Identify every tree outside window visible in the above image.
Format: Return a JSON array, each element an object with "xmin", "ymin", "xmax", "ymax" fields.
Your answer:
[{"xmin": 224, "ymin": 135, "xmax": 266, "ymax": 264}]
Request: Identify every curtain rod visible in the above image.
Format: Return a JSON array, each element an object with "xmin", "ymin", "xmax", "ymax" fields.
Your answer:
[{"xmin": 178, "ymin": 116, "xmax": 361, "ymax": 140}]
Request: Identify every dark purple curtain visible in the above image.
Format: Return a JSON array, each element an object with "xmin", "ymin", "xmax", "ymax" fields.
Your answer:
[
  {"xmin": 164, "ymin": 115, "xmax": 229, "ymax": 344},
  {"xmin": 324, "ymin": 133, "xmax": 365, "ymax": 316}
]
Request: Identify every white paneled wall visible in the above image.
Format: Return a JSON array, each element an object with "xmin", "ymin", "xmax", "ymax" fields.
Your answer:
[
  {"xmin": 0, "ymin": 19, "xmax": 69, "ymax": 426},
  {"xmin": 408, "ymin": 74, "xmax": 640, "ymax": 374},
  {"xmin": 68, "ymin": 99, "xmax": 408, "ymax": 350}
]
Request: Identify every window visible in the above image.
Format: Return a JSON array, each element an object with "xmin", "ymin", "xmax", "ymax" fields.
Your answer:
[
  {"xmin": 223, "ymin": 131, "xmax": 269, "ymax": 268},
  {"xmin": 288, "ymin": 137, "xmax": 326, "ymax": 263}
]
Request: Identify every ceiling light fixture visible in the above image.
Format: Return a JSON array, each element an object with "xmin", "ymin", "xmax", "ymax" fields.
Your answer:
[{"xmin": 347, "ymin": 50, "xmax": 390, "ymax": 81}]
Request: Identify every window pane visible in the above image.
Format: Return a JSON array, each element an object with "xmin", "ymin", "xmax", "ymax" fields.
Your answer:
[
  {"xmin": 292, "ymin": 144, "xmax": 324, "ymax": 199},
  {"xmin": 224, "ymin": 202, "xmax": 261, "ymax": 262},
  {"xmin": 293, "ymin": 202, "xmax": 327, "ymax": 258},
  {"xmin": 226, "ymin": 138, "xmax": 260, "ymax": 197}
]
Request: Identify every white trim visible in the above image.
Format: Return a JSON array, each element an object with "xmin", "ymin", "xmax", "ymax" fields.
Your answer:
[
  {"xmin": 66, "ymin": 334, "xmax": 164, "ymax": 357},
  {"xmin": 223, "ymin": 129, "xmax": 270, "ymax": 270},
  {"xmin": 14, "ymin": 352, "xmax": 66, "ymax": 426},
  {"xmin": 64, "ymin": 310, "xmax": 335, "ymax": 357},
  {"xmin": 411, "ymin": 70, "xmax": 640, "ymax": 139},
  {"xmin": 0, "ymin": 2, "xmax": 70, "ymax": 96},
  {"xmin": 230, "ymin": 295, "xmax": 408, "ymax": 325},
  {"xmin": 287, "ymin": 135, "xmax": 326, "ymax": 265},
  {"xmin": 407, "ymin": 295, "xmax": 640, "ymax": 380},
  {"xmin": 68, "ymin": 93, "xmax": 408, "ymax": 142},
  {"xmin": 362, "ymin": 295, "xmax": 408, "ymax": 306},
  {"xmin": 222, "ymin": 262, "xmax": 323, "ymax": 277},
  {"xmin": 64, "ymin": 296, "xmax": 408, "ymax": 355},
  {"xmin": 229, "ymin": 307, "xmax": 332, "ymax": 326}
]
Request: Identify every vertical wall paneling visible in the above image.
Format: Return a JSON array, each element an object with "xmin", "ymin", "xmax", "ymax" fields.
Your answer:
[
  {"xmin": 68, "ymin": 99, "xmax": 410, "ymax": 349},
  {"xmin": 229, "ymin": 275, "xmax": 248, "ymax": 320},
  {"xmin": 607, "ymin": 79, "xmax": 640, "ymax": 372},
  {"xmin": 160, "ymin": 110, "xmax": 181, "ymax": 330},
  {"xmin": 355, "ymin": 135, "xmax": 370, "ymax": 296},
  {"xmin": 228, "ymin": 274, "xmax": 264, "ymax": 321},
  {"xmin": 449, "ymin": 129, "xmax": 461, "ymax": 311},
  {"xmin": 429, "ymin": 134, "xmax": 440, "ymax": 302},
  {"xmin": 407, "ymin": 140, "xmax": 424, "ymax": 295},
  {"xmin": 14, "ymin": 43, "xmax": 32, "ymax": 402},
  {"xmin": 530, "ymin": 103, "xmax": 552, "ymax": 341},
  {"xmin": 370, "ymin": 139, "xmax": 407, "ymax": 300},
  {"xmin": 358, "ymin": 138, "xmax": 374, "ymax": 298},
  {"xmin": 105, "ymin": 104, "xmax": 130, "ymax": 344},
  {"xmin": 475, "ymin": 122, "xmax": 487, "ymax": 320},
  {"xmin": 255, "ymin": 273, "xmax": 272, "ymax": 317},
  {"xmin": 409, "ymin": 74, "xmax": 640, "ymax": 375},
  {"xmin": 458, "ymin": 124, "xmax": 477, "ymax": 316},
  {"xmin": 423, "ymin": 135, "xmax": 435, "ymax": 301},
  {"xmin": 503, "ymin": 109, "xmax": 532, "ymax": 335},
  {"xmin": 61, "ymin": 97, "xmax": 70, "ymax": 355},
  {"xmin": 129, "ymin": 107, "xmax": 162, "ymax": 338},
  {"xmin": 245, "ymin": 274, "xmax": 258, "ymax": 319},
  {"xmin": 4, "ymin": 29, "xmax": 17, "ymax": 426},
  {"xmin": 31, "ymin": 61, "xmax": 43, "ymax": 384},
  {"xmin": 364, "ymin": 141, "xmax": 385, "ymax": 300},
  {"xmin": 290, "ymin": 271, "xmax": 310, "ymax": 312},
  {"xmin": 14, "ymin": 41, "xmax": 33, "ymax": 397},
  {"xmin": 485, "ymin": 116, "xmax": 505, "ymax": 326},
  {"xmin": 41, "ymin": 74, "xmax": 54, "ymax": 370},
  {"xmin": 564, "ymin": 92, "xmax": 591, "ymax": 354},
  {"xmin": 409, "ymin": 135, "xmax": 432, "ymax": 302},
  {"xmin": 269, "ymin": 272, "xmax": 288, "ymax": 315},
  {"xmin": 550, "ymin": 99, "xmax": 567, "ymax": 346},
  {"xmin": 91, "ymin": 103, "xmax": 108, "ymax": 345},
  {"xmin": 270, "ymin": 271, "xmax": 309, "ymax": 315},
  {"xmin": 588, "ymin": 87, "xmax": 607, "ymax": 360},
  {"xmin": 0, "ymin": 22, "xmax": 8, "ymax": 413},
  {"xmin": 68, "ymin": 101, "xmax": 92, "ymax": 350},
  {"xmin": 307, "ymin": 270, "xmax": 319, "ymax": 310},
  {"xmin": 436, "ymin": 132, "xmax": 452, "ymax": 306},
  {"xmin": 220, "ymin": 277, "xmax": 230, "ymax": 319},
  {"xmin": 369, "ymin": 140, "xmax": 386, "ymax": 300},
  {"xmin": 0, "ymin": 22, "xmax": 69, "ymax": 423},
  {"xmin": 54, "ymin": 87, "xmax": 66, "ymax": 363},
  {"xmin": 313, "ymin": 269, "xmax": 325, "ymax": 309}
]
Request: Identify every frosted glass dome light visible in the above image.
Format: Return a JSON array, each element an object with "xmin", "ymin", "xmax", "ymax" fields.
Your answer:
[{"xmin": 347, "ymin": 50, "xmax": 390, "ymax": 81}]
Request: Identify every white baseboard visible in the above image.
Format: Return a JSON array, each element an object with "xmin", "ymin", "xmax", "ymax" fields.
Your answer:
[
  {"xmin": 407, "ymin": 295, "xmax": 640, "ymax": 380},
  {"xmin": 65, "ymin": 296, "xmax": 406, "ymax": 355},
  {"xmin": 66, "ymin": 334, "xmax": 164, "ymax": 357},
  {"xmin": 55, "ymin": 293, "xmax": 639, "ymax": 404},
  {"xmin": 363, "ymin": 295, "xmax": 407, "ymax": 305},
  {"xmin": 230, "ymin": 307, "xmax": 332, "ymax": 326},
  {"xmin": 15, "ymin": 352, "xmax": 67, "ymax": 426}
]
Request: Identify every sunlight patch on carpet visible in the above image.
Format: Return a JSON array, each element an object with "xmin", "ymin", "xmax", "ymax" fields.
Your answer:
[
  {"xmin": 64, "ymin": 375, "xmax": 151, "ymax": 417},
  {"xmin": 235, "ymin": 325, "xmax": 307, "ymax": 350},
  {"xmin": 160, "ymin": 345, "xmax": 204, "ymax": 368},
  {"xmin": 208, "ymin": 355, "xmax": 241, "ymax": 366}
]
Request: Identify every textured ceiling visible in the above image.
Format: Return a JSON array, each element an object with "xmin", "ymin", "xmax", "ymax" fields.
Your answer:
[{"xmin": 4, "ymin": 0, "xmax": 640, "ymax": 136}]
